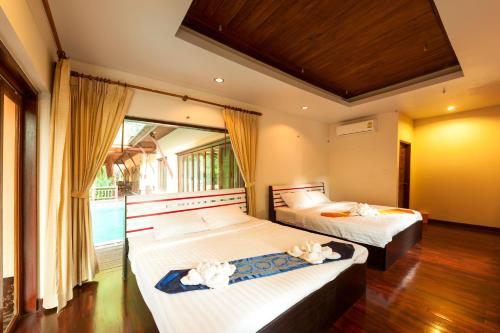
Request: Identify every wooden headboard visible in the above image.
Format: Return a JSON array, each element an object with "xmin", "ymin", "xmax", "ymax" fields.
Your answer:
[
  {"xmin": 268, "ymin": 182, "xmax": 325, "ymax": 221},
  {"xmin": 125, "ymin": 188, "xmax": 247, "ymax": 237}
]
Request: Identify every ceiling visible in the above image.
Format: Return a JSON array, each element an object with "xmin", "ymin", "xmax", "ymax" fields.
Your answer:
[
  {"xmin": 47, "ymin": 0, "xmax": 500, "ymax": 122},
  {"xmin": 183, "ymin": 0, "xmax": 460, "ymax": 100}
]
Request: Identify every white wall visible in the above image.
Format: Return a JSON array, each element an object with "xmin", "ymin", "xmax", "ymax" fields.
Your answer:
[
  {"xmin": 0, "ymin": 0, "xmax": 56, "ymax": 298},
  {"xmin": 329, "ymin": 112, "xmax": 399, "ymax": 206},
  {"xmin": 0, "ymin": 0, "xmax": 55, "ymax": 91},
  {"xmin": 72, "ymin": 60, "xmax": 330, "ymax": 219}
]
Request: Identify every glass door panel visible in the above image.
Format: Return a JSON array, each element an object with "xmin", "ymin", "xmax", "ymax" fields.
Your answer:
[{"xmin": 1, "ymin": 92, "xmax": 20, "ymax": 332}]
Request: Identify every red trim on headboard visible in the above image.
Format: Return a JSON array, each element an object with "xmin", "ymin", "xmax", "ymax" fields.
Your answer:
[
  {"xmin": 126, "ymin": 191, "xmax": 246, "ymax": 205},
  {"xmin": 272, "ymin": 185, "xmax": 323, "ymax": 192},
  {"xmin": 126, "ymin": 227, "xmax": 154, "ymax": 234},
  {"xmin": 127, "ymin": 201, "xmax": 246, "ymax": 220}
]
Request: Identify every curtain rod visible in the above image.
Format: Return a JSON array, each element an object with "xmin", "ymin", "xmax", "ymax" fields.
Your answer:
[
  {"xmin": 70, "ymin": 71, "xmax": 262, "ymax": 116},
  {"xmin": 42, "ymin": 0, "xmax": 261, "ymax": 116},
  {"xmin": 42, "ymin": 0, "xmax": 66, "ymax": 59}
]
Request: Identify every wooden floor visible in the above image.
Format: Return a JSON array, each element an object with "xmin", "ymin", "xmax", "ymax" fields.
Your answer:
[{"xmin": 13, "ymin": 224, "xmax": 500, "ymax": 333}]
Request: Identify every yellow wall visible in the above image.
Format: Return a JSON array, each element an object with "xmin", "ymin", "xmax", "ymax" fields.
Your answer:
[
  {"xmin": 398, "ymin": 113, "xmax": 414, "ymax": 143},
  {"xmin": 329, "ymin": 111, "xmax": 399, "ymax": 206},
  {"xmin": 411, "ymin": 106, "xmax": 500, "ymax": 227}
]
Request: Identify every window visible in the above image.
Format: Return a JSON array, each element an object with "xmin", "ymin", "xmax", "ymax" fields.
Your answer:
[
  {"xmin": 178, "ymin": 139, "xmax": 244, "ymax": 192},
  {"xmin": 90, "ymin": 118, "xmax": 240, "ymax": 249}
]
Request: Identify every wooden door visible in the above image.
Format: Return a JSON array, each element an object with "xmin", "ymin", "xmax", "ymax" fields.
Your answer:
[
  {"xmin": 398, "ymin": 141, "xmax": 411, "ymax": 208},
  {"xmin": 0, "ymin": 40, "xmax": 38, "ymax": 324}
]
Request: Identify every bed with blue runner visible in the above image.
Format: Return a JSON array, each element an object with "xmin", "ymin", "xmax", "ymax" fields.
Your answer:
[{"xmin": 155, "ymin": 240, "xmax": 355, "ymax": 294}]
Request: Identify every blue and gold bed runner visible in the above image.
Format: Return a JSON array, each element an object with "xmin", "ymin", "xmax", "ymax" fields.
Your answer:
[{"xmin": 155, "ymin": 241, "xmax": 355, "ymax": 294}]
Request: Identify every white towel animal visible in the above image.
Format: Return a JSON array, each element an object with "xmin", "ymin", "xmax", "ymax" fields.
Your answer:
[
  {"xmin": 181, "ymin": 260, "xmax": 236, "ymax": 289},
  {"xmin": 350, "ymin": 203, "xmax": 379, "ymax": 217},
  {"xmin": 287, "ymin": 241, "xmax": 341, "ymax": 264}
]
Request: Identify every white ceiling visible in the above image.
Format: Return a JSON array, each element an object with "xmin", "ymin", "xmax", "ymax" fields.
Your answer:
[
  {"xmin": 157, "ymin": 127, "xmax": 225, "ymax": 155},
  {"xmin": 48, "ymin": 0, "xmax": 500, "ymax": 122}
]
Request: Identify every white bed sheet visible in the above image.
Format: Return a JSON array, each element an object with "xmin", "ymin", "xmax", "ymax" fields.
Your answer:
[
  {"xmin": 276, "ymin": 202, "xmax": 422, "ymax": 248},
  {"xmin": 128, "ymin": 219, "xmax": 368, "ymax": 333}
]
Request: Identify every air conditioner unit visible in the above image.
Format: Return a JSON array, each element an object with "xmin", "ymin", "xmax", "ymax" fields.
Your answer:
[{"xmin": 336, "ymin": 119, "xmax": 375, "ymax": 136}]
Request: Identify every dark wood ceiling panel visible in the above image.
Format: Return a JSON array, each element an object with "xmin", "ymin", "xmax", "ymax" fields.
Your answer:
[{"xmin": 182, "ymin": 0, "xmax": 460, "ymax": 100}]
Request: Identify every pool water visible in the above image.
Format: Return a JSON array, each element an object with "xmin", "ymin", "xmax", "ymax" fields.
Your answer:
[{"xmin": 90, "ymin": 200, "xmax": 125, "ymax": 245}]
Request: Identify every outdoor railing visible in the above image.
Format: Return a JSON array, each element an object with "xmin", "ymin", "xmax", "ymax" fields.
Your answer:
[{"xmin": 90, "ymin": 186, "xmax": 118, "ymax": 201}]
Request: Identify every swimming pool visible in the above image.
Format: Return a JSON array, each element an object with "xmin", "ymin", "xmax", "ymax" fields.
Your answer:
[{"xmin": 90, "ymin": 200, "xmax": 125, "ymax": 245}]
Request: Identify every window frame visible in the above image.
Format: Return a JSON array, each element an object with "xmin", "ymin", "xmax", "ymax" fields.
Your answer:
[{"xmin": 177, "ymin": 138, "xmax": 243, "ymax": 192}]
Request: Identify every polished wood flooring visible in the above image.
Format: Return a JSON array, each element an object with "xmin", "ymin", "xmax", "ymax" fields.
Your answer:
[{"xmin": 13, "ymin": 224, "xmax": 500, "ymax": 333}]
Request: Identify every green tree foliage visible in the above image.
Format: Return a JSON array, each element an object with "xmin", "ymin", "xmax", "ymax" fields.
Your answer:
[{"xmin": 94, "ymin": 166, "xmax": 114, "ymax": 187}]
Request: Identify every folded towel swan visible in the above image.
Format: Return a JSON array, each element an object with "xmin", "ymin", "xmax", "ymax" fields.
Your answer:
[
  {"xmin": 157, "ymin": 241, "xmax": 355, "ymax": 294},
  {"xmin": 350, "ymin": 203, "xmax": 379, "ymax": 217},
  {"xmin": 320, "ymin": 203, "xmax": 415, "ymax": 219},
  {"xmin": 287, "ymin": 241, "xmax": 341, "ymax": 264},
  {"xmin": 180, "ymin": 260, "xmax": 236, "ymax": 289}
]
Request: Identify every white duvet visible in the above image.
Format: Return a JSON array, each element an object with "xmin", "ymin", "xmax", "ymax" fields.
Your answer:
[
  {"xmin": 276, "ymin": 202, "xmax": 422, "ymax": 248},
  {"xmin": 128, "ymin": 219, "xmax": 368, "ymax": 333}
]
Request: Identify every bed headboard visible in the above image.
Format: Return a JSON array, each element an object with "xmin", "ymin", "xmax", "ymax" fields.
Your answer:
[
  {"xmin": 125, "ymin": 188, "xmax": 247, "ymax": 237},
  {"xmin": 123, "ymin": 188, "xmax": 247, "ymax": 279},
  {"xmin": 268, "ymin": 182, "xmax": 325, "ymax": 222}
]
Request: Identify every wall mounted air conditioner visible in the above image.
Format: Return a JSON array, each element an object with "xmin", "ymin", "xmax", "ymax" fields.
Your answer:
[{"xmin": 336, "ymin": 119, "xmax": 375, "ymax": 136}]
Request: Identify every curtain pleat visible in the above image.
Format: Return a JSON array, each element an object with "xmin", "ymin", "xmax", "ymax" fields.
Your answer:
[
  {"xmin": 44, "ymin": 65, "xmax": 133, "ymax": 311},
  {"xmin": 69, "ymin": 78, "xmax": 133, "ymax": 287},
  {"xmin": 43, "ymin": 59, "xmax": 72, "ymax": 310},
  {"xmin": 221, "ymin": 109, "xmax": 258, "ymax": 216}
]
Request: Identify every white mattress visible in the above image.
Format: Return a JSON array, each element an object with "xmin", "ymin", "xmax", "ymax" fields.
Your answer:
[
  {"xmin": 276, "ymin": 202, "xmax": 422, "ymax": 248},
  {"xmin": 128, "ymin": 219, "xmax": 368, "ymax": 333}
]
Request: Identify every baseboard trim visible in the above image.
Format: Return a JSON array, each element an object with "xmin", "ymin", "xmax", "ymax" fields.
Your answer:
[{"xmin": 429, "ymin": 219, "xmax": 500, "ymax": 233}]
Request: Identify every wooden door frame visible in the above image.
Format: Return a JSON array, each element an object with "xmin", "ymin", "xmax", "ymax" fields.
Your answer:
[
  {"xmin": 0, "ymin": 40, "xmax": 38, "ymax": 322},
  {"xmin": 398, "ymin": 140, "xmax": 411, "ymax": 208}
]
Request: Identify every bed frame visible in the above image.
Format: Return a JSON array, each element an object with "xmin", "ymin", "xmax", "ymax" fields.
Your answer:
[
  {"xmin": 123, "ymin": 188, "xmax": 366, "ymax": 332},
  {"xmin": 269, "ymin": 182, "xmax": 422, "ymax": 271}
]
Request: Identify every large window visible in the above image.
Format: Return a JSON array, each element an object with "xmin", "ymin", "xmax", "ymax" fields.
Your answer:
[
  {"xmin": 178, "ymin": 139, "xmax": 244, "ymax": 192},
  {"xmin": 90, "ymin": 118, "xmax": 242, "ymax": 248}
]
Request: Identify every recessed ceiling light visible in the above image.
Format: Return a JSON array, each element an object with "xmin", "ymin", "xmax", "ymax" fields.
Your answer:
[
  {"xmin": 213, "ymin": 77, "xmax": 224, "ymax": 83},
  {"xmin": 447, "ymin": 105, "xmax": 455, "ymax": 111},
  {"xmin": 302, "ymin": 106, "xmax": 309, "ymax": 110}
]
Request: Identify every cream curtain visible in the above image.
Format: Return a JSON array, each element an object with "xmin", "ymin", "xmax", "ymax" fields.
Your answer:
[
  {"xmin": 43, "ymin": 59, "xmax": 72, "ymax": 310},
  {"xmin": 222, "ymin": 109, "xmax": 259, "ymax": 216},
  {"xmin": 69, "ymin": 77, "xmax": 133, "ymax": 286},
  {"xmin": 44, "ymin": 66, "xmax": 133, "ymax": 311}
]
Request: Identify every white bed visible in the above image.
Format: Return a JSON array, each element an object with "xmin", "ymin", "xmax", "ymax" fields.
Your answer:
[
  {"xmin": 276, "ymin": 201, "xmax": 422, "ymax": 248},
  {"xmin": 128, "ymin": 219, "xmax": 368, "ymax": 333},
  {"xmin": 269, "ymin": 183, "xmax": 423, "ymax": 271},
  {"xmin": 124, "ymin": 188, "xmax": 368, "ymax": 333}
]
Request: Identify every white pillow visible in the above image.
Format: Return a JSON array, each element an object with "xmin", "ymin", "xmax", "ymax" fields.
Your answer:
[
  {"xmin": 280, "ymin": 191, "xmax": 314, "ymax": 209},
  {"xmin": 199, "ymin": 205, "xmax": 251, "ymax": 229},
  {"xmin": 307, "ymin": 191, "xmax": 331, "ymax": 205},
  {"xmin": 153, "ymin": 211, "xmax": 208, "ymax": 240}
]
